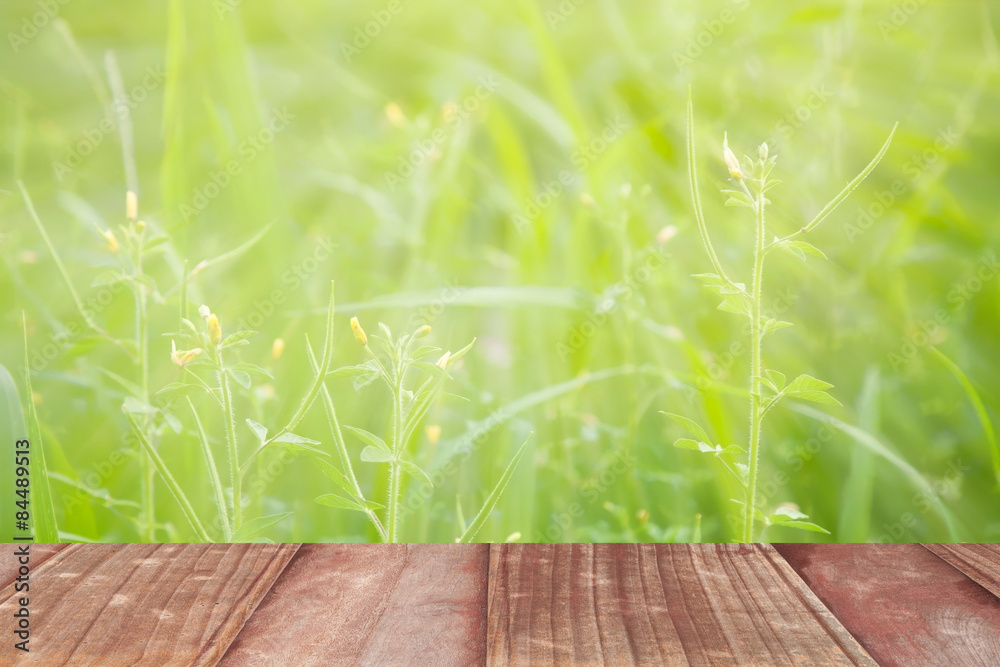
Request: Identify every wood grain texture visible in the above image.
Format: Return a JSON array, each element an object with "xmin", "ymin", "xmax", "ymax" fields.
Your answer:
[
  {"xmin": 487, "ymin": 544, "xmax": 875, "ymax": 666},
  {"xmin": 220, "ymin": 543, "xmax": 489, "ymax": 667},
  {"xmin": 923, "ymin": 543, "xmax": 1000, "ymax": 598},
  {"xmin": 775, "ymin": 543, "xmax": 1000, "ymax": 667},
  {"xmin": 1, "ymin": 543, "xmax": 69, "ymax": 589},
  {"xmin": 0, "ymin": 543, "xmax": 298, "ymax": 666}
]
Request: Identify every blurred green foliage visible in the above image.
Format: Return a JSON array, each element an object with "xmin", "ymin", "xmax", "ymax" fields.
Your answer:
[{"xmin": 0, "ymin": 0, "xmax": 998, "ymax": 543}]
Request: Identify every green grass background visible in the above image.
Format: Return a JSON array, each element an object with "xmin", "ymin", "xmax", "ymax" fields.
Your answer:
[{"xmin": 0, "ymin": 0, "xmax": 998, "ymax": 542}]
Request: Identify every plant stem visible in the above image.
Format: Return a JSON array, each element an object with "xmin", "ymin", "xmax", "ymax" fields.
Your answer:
[
  {"xmin": 136, "ymin": 250, "xmax": 155, "ymax": 542},
  {"xmin": 305, "ymin": 338, "xmax": 387, "ymax": 541},
  {"xmin": 188, "ymin": 397, "xmax": 232, "ymax": 541},
  {"xmin": 744, "ymin": 189, "xmax": 767, "ymax": 543},
  {"xmin": 218, "ymin": 350, "xmax": 242, "ymax": 533},
  {"xmin": 239, "ymin": 282, "xmax": 336, "ymax": 475},
  {"xmin": 387, "ymin": 370, "xmax": 404, "ymax": 543}
]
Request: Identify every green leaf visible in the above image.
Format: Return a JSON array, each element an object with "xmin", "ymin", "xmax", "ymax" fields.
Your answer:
[
  {"xmin": 273, "ymin": 432, "xmax": 321, "ymax": 445},
  {"xmin": 761, "ymin": 319, "xmax": 794, "ymax": 339},
  {"xmin": 155, "ymin": 382, "xmax": 201, "ymax": 399},
  {"xmin": 272, "ymin": 432, "xmax": 327, "ymax": 457},
  {"xmin": 316, "ymin": 459, "xmax": 358, "ymax": 497},
  {"xmin": 344, "ymin": 426, "xmax": 392, "ymax": 456},
  {"xmin": 661, "ymin": 412, "xmax": 711, "ymax": 443},
  {"xmin": 231, "ymin": 512, "xmax": 293, "ymax": 542},
  {"xmin": 771, "ymin": 520, "xmax": 831, "ymax": 534},
  {"xmin": 458, "ymin": 434, "xmax": 532, "ymax": 543},
  {"xmin": 674, "ymin": 439, "xmax": 742, "ymax": 455},
  {"xmin": 769, "ymin": 506, "xmax": 809, "ymax": 521},
  {"xmin": 717, "ymin": 292, "xmax": 753, "ymax": 318},
  {"xmin": 246, "ymin": 419, "xmax": 268, "ymax": 444},
  {"xmin": 360, "ymin": 446, "xmax": 393, "ymax": 463},
  {"xmin": 315, "ymin": 494, "xmax": 384, "ymax": 512},
  {"xmin": 329, "ymin": 363, "xmax": 380, "ymax": 378},
  {"xmin": 221, "ymin": 330, "xmax": 256, "ymax": 348},
  {"xmin": 764, "ymin": 370, "xmax": 786, "ymax": 392},
  {"xmin": 779, "ymin": 239, "xmax": 828, "ymax": 261},
  {"xmin": 230, "ymin": 362, "xmax": 274, "ymax": 379},
  {"xmin": 447, "ymin": 338, "xmax": 477, "ymax": 365},
  {"xmin": 720, "ymin": 189, "xmax": 754, "ymax": 208},
  {"xmin": 227, "ymin": 368, "xmax": 251, "ymax": 390},
  {"xmin": 785, "ymin": 374, "xmax": 841, "ymax": 406},
  {"xmin": 123, "ymin": 396, "xmax": 158, "ymax": 414},
  {"xmin": 399, "ymin": 460, "xmax": 433, "ymax": 487}
]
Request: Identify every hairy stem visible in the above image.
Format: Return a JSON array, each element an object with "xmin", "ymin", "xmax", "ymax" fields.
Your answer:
[
  {"xmin": 305, "ymin": 339, "xmax": 387, "ymax": 541},
  {"xmin": 387, "ymin": 370, "xmax": 404, "ymax": 543},
  {"xmin": 744, "ymin": 189, "xmax": 767, "ymax": 543},
  {"xmin": 218, "ymin": 350, "xmax": 242, "ymax": 533},
  {"xmin": 135, "ymin": 247, "xmax": 155, "ymax": 541},
  {"xmin": 188, "ymin": 397, "xmax": 232, "ymax": 541}
]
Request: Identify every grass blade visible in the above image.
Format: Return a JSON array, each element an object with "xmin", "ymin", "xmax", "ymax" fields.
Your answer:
[
  {"xmin": 930, "ymin": 347, "xmax": 1000, "ymax": 488},
  {"xmin": 188, "ymin": 397, "xmax": 232, "ymax": 541},
  {"xmin": 791, "ymin": 403, "xmax": 960, "ymax": 540},
  {"xmin": 458, "ymin": 434, "xmax": 532, "ymax": 543},
  {"xmin": 124, "ymin": 410, "xmax": 211, "ymax": 542},
  {"xmin": 21, "ymin": 314, "xmax": 60, "ymax": 542}
]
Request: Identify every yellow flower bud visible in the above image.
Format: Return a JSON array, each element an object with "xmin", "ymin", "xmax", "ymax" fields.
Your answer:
[
  {"xmin": 272, "ymin": 338, "xmax": 285, "ymax": 359},
  {"xmin": 101, "ymin": 228, "xmax": 119, "ymax": 253},
  {"xmin": 170, "ymin": 340, "xmax": 203, "ymax": 367},
  {"xmin": 435, "ymin": 351, "xmax": 451, "ymax": 369},
  {"xmin": 208, "ymin": 314, "xmax": 222, "ymax": 345},
  {"xmin": 723, "ymin": 132, "xmax": 742, "ymax": 179},
  {"xmin": 414, "ymin": 325, "xmax": 432, "ymax": 338},
  {"xmin": 425, "ymin": 424, "xmax": 442, "ymax": 445},
  {"xmin": 350, "ymin": 317, "xmax": 368, "ymax": 346},
  {"xmin": 126, "ymin": 190, "xmax": 138, "ymax": 221}
]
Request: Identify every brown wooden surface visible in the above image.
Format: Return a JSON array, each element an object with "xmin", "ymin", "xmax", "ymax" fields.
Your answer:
[
  {"xmin": 221, "ymin": 543, "xmax": 489, "ymax": 667},
  {"xmin": 775, "ymin": 543, "xmax": 1000, "ymax": 667},
  {"xmin": 0, "ymin": 543, "xmax": 298, "ymax": 666},
  {"xmin": 923, "ymin": 543, "xmax": 1000, "ymax": 598},
  {"xmin": 487, "ymin": 544, "xmax": 875, "ymax": 666},
  {"xmin": 0, "ymin": 543, "xmax": 69, "ymax": 590}
]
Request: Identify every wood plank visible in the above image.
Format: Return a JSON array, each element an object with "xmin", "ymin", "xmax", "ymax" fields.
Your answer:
[
  {"xmin": 1, "ymin": 543, "xmax": 69, "ymax": 589},
  {"xmin": 923, "ymin": 543, "xmax": 1000, "ymax": 598},
  {"xmin": 220, "ymin": 543, "xmax": 489, "ymax": 667},
  {"xmin": 487, "ymin": 544, "xmax": 874, "ymax": 666},
  {"xmin": 775, "ymin": 544, "xmax": 1000, "ymax": 667},
  {"xmin": 0, "ymin": 543, "xmax": 299, "ymax": 666}
]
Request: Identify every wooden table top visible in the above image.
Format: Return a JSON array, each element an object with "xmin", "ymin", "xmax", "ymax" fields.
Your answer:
[{"xmin": 2, "ymin": 543, "xmax": 998, "ymax": 665}]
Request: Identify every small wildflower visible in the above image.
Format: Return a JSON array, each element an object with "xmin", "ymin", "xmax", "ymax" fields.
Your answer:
[
  {"xmin": 101, "ymin": 228, "xmax": 119, "ymax": 253},
  {"xmin": 126, "ymin": 190, "xmax": 138, "ymax": 220},
  {"xmin": 350, "ymin": 317, "xmax": 368, "ymax": 346},
  {"xmin": 171, "ymin": 340, "xmax": 202, "ymax": 367},
  {"xmin": 198, "ymin": 304, "xmax": 211, "ymax": 319},
  {"xmin": 723, "ymin": 132, "xmax": 742, "ymax": 179},
  {"xmin": 272, "ymin": 338, "xmax": 285, "ymax": 359},
  {"xmin": 414, "ymin": 325, "xmax": 432, "ymax": 338},
  {"xmin": 384, "ymin": 102, "xmax": 406, "ymax": 127},
  {"xmin": 208, "ymin": 314, "xmax": 222, "ymax": 345},
  {"xmin": 656, "ymin": 225, "xmax": 678, "ymax": 245},
  {"xmin": 435, "ymin": 351, "xmax": 451, "ymax": 369}
]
